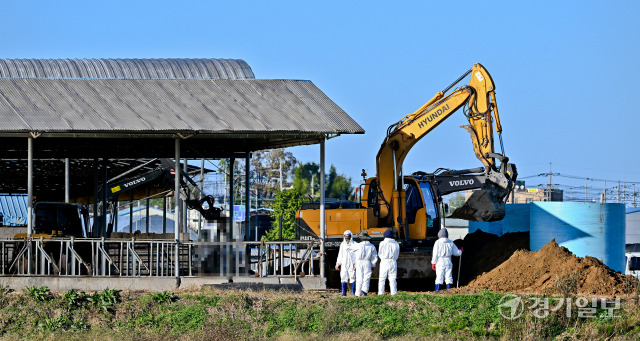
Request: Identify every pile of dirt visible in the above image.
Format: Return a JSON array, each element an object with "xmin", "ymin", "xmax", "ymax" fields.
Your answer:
[
  {"xmin": 452, "ymin": 230, "xmax": 529, "ymax": 285},
  {"xmin": 466, "ymin": 239, "xmax": 634, "ymax": 296}
]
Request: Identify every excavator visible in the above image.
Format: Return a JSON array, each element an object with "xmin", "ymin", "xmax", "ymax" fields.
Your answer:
[
  {"xmin": 20, "ymin": 158, "xmax": 220, "ymax": 240},
  {"xmin": 295, "ymin": 63, "xmax": 517, "ymax": 278},
  {"xmin": 102, "ymin": 158, "xmax": 220, "ymax": 237}
]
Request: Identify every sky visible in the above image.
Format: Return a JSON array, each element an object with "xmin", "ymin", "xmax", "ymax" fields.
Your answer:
[{"xmin": 3, "ymin": 0, "xmax": 640, "ymax": 203}]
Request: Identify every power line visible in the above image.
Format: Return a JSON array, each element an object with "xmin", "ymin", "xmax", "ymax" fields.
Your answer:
[{"xmin": 519, "ymin": 172, "xmax": 640, "ymax": 184}]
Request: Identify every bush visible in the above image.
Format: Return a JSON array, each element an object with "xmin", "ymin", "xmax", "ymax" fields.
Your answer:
[
  {"xmin": 148, "ymin": 291, "xmax": 177, "ymax": 304},
  {"xmin": 24, "ymin": 285, "xmax": 51, "ymax": 302},
  {"xmin": 89, "ymin": 288, "xmax": 121, "ymax": 313}
]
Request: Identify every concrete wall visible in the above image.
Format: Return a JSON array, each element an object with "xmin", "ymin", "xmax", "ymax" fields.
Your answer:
[
  {"xmin": 0, "ymin": 276, "xmax": 327, "ymax": 292},
  {"xmin": 442, "ymin": 218, "xmax": 469, "ymax": 241}
]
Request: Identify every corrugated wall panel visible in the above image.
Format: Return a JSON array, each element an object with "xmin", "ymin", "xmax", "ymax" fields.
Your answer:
[{"xmin": 0, "ymin": 195, "xmax": 27, "ymax": 226}]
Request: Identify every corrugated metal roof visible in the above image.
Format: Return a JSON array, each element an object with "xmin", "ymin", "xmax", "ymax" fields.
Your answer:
[
  {"xmin": 0, "ymin": 58, "xmax": 255, "ymax": 80},
  {"xmin": 0, "ymin": 78, "xmax": 363, "ymax": 135}
]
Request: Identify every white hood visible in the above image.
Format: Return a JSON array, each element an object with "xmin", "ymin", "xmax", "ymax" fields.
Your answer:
[{"xmin": 343, "ymin": 230, "xmax": 353, "ymax": 243}]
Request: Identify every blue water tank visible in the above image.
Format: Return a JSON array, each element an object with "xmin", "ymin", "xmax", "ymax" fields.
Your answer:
[
  {"xmin": 468, "ymin": 204, "xmax": 531, "ymax": 236},
  {"xmin": 468, "ymin": 220, "xmax": 503, "ymax": 236},
  {"xmin": 530, "ymin": 202, "xmax": 626, "ymax": 273},
  {"xmin": 502, "ymin": 204, "xmax": 531, "ymax": 234}
]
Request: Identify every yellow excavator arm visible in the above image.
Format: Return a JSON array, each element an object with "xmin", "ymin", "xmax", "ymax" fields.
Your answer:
[{"xmin": 374, "ymin": 63, "xmax": 507, "ymax": 226}]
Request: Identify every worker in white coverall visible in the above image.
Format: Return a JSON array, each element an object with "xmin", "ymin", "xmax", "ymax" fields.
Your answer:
[
  {"xmin": 377, "ymin": 229, "xmax": 400, "ymax": 295},
  {"xmin": 335, "ymin": 230, "xmax": 357, "ymax": 296},
  {"xmin": 431, "ymin": 228, "xmax": 463, "ymax": 291},
  {"xmin": 349, "ymin": 239, "xmax": 378, "ymax": 296}
]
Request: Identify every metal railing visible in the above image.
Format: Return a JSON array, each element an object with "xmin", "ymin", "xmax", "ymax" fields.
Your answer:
[
  {"xmin": 0, "ymin": 237, "xmax": 322, "ymax": 278},
  {"xmin": 247, "ymin": 240, "xmax": 320, "ymax": 278}
]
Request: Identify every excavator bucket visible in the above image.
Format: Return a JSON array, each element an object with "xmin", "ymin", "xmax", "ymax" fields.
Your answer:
[{"xmin": 448, "ymin": 181, "xmax": 507, "ymax": 222}]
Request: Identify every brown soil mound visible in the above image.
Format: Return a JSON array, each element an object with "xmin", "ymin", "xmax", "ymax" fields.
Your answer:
[
  {"xmin": 466, "ymin": 239, "xmax": 634, "ymax": 296},
  {"xmin": 453, "ymin": 231, "xmax": 529, "ymax": 285}
]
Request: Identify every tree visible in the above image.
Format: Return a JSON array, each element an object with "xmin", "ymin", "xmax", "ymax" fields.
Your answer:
[
  {"xmin": 217, "ymin": 158, "xmax": 244, "ymax": 205},
  {"xmin": 250, "ymin": 149, "xmax": 297, "ymax": 201},
  {"xmin": 326, "ymin": 165, "xmax": 354, "ymax": 200},
  {"xmin": 448, "ymin": 192, "xmax": 467, "ymax": 210},
  {"xmin": 292, "ymin": 162, "xmax": 320, "ymax": 199},
  {"xmin": 263, "ymin": 189, "xmax": 303, "ymax": 241},
  {"xmin": 292, "ymin": 162, "xmax": 354, "ymax": 201}
]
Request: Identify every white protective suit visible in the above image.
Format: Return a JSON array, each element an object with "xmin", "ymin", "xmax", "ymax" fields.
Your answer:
[
  {"xmin": 377, "ymin": 237, "xmax": 400, "ymax": 295},
  {"xmin": 349, "ymin": 240, "xmax": 378, "ymax": 296},
  {"xmin": 335, "ymin": 230, "xmax": 356, "ymax": 284},
  {"xmin": 431, "ymin": 232, "xmax": 462, "ymax": 285}
]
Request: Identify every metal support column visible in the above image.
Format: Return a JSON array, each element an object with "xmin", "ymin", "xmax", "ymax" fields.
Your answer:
[
  {"xmin": 228, "ymin": 157, "xmax": 235, "ymax": 278},
  {"xmin": 229, "ymin": 157, "xmax": 235, "ymax": 240},
  {"xmin": 145, "ymin": 188, "xmax": 150, "ymax": 233},
  {"xmin": 163, "ymin": 196, "xmax": 167, "ymax": 234},
  {"xmin": 129, "ymin": 192, "xmax": 134, "ymax": 233},
  {"xmin": 198, "ymin": 158, "xmax": 204, "ymax": 238},
  {"xmin": 64, "ymin": 158, "xmax": 70, "ymax": 203},
  {"xmin": 114, "ymin": 198, "xmax": 118, "ymax": 233},
  {"xmin": 101, "ymin": 158, "xmax": 108, "ymax": 237},
  {"xmin": 27, "ymin": 136, "xmax": 33, "ymax": 274},
  {"xmin": 183, "ymin": 158, "xmax": 188, "ymax": 233},
  {"xmin": 320, "ymin": 138, "xmax": 326, "ymax": 279},
  {"xmin": 93, "ymin": 158, "xmax": 99, "ymax": 237},
  {"xmin": 245, "ymin": 153, "xmax": 250, "ymax": 241},
  {"xmin": 174, "ymin": 138, "xmax": 181, "ymax": 286}
]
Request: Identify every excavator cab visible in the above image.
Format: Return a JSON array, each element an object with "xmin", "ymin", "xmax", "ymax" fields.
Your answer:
[{"xmin": 415, "ymin": 181, "xmax": 438, "ymax": 234}]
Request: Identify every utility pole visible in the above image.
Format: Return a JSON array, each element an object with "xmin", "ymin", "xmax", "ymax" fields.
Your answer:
[
  {"xmin": 569, "ymin": 186, "xmax": 572, "ymax": 202},
  {"xmin": 547, "ymin": 163, "xmax": 552, "ymax": 202},
  {"xmin": 539, "ymin": 162, "xmax": 558, "ymax": 202},
  {"xmin": 634, "ymin": 184, "xmax": 637, "ymax": 207},
  {"xmin": 585, "ymin": 178, "xmax": 588, "ymax": 202},
  {"xmin": 618, "ymin": 181, "xmax": 621, "ymax": 203}
]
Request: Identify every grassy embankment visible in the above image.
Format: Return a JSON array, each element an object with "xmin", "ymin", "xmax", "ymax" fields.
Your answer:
[{"xmin": 0, "ymin": 285, "xmax": 639, "ymax": 340}]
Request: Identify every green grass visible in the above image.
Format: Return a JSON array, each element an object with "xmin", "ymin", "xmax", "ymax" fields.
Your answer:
[{"xmin": 0, "ymin": 287, "xmax": 638, "ymax": 340}]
